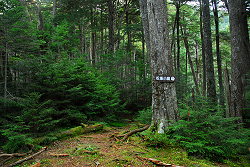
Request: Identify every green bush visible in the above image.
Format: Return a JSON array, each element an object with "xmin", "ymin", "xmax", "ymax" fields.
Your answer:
[
  {"xmin": 169, "ymin": 106, "xmax": 250, "ymax": 162},
  {"xmin": 135, "ymin": 107, "xmax": 152, "ymax": 125},
  {"xmin": 1, "ymin": 56, "xmax": 127, "ymax": 153}
]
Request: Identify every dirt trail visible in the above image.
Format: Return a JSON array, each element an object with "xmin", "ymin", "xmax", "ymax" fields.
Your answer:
[{"xmin": 33, "ymin": 127, "xmax": 155, "ymax": 167}]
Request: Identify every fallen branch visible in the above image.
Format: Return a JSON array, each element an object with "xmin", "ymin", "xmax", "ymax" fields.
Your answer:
[
  {"xmin": 0, "ymin": 156, "xmax": 12, "ymax": 166},
  {"xmin": 59, "ymin": 124, "xmax": 103, "ymax": 138},
  {"xmin": 50, "ymin": 153, "xmax": 70, "ymax": 157},
  {"xmin": 7, "ymin": 147, "xmax": 47, "ymax": 167},
  {"xmin": 121, "ymin": 125, "xmax": 150, "ymax": 142},
  {"xmin": 0, "ymin": 144, "xmax": 34, "ymax": 157},
  {"xmin": 136, "ymin": 156, "xmax": 183, "ymax": 167},
  {"xmin": 30, "ymin": 162, "xmax": 41, "ymax": 167}
]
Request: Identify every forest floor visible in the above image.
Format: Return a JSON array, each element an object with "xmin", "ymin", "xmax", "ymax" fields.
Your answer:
[{"xmin": 2, "ymin": 125, "xmax": 248, "ymax": 167}]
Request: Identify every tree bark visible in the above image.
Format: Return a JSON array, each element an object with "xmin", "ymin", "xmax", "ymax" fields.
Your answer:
[
  {"xmin": 139, "ymin": 0, "xmax": 151, "ymax": 63},
  {"xmin": 199, "ymin": 0, "xmax": 206, "ymax": 96},
  {"xmin": 37, "ymin": 3, "xmax": 44, "ymax": 31},
  {"xmin": 223, "ymin": 68, "xmax": 231, "ymax": 117},
  {"xmin": 52, "ymin": 0, "xmax": 57, "ymax": 28},
  {"xmin": 107, "ymin": 0, "xmax": 116, "ymax": 53},
  {"xmin": 140, "ymin": 0, "xmax": 179, "ymax": 133},
  {"xmin": 202, "ymin": 0, "xmax": 216, "ymax": 103},
  {"xmin": 176, "ymin": 1, "xmax": 180, "ymax": 73},
  {"xmin": 228, "ymin": 0, "xmax": 250, "ymax": 123},
  {"xmin": 212, "ymin": 0, "xmax": 224, "ymax": 107}
]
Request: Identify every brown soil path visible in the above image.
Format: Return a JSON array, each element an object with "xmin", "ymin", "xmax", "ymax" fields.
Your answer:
[{"xmin": 33, "ymin": 127, "xmax": 155, "ymax": 167}]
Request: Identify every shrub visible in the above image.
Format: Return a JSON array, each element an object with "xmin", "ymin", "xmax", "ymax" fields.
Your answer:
[
  {"xmin": 169, "ymin": 106, "xmax": 250, "ymax": 162},
  {"xmin": 135, "ymin": 107, "xmax": 152, "ymax": 125}
]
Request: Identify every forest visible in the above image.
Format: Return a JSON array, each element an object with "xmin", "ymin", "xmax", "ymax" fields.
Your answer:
[{"xmin": 0, "ymin": 0, "xmax": 250, "ymax": 166}]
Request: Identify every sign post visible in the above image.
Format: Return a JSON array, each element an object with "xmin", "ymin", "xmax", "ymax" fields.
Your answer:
[{"xmin": 155, "ymin": 75, "xmax": 176, "ymax": 83}]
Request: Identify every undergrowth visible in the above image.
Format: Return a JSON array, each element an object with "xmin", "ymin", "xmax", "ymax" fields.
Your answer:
[{"xmin": 136, "ymin": 104, "xmax": 250, "ymax": 164}]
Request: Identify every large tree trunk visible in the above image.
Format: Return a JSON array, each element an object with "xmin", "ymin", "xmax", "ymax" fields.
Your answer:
[
  {"xmin": 228, "ymin": 0, "xmax": 250, "ymax": 123},
  {"xmin": 212, "ymin": 0, "xmax": 224, "ymax": 107},
  {"xmin": 202, "ymin": 0, "xmax": 216, "ymax": 103},
  {"xmin": 140, "ymin": 0, "xmax": 179, "ymax": 133}
]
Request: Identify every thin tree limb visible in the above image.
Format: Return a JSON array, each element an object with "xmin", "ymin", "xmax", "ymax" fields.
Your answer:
[{"xmin": 7, "ymin": 147, "xmax": 47, "ymax": 167}]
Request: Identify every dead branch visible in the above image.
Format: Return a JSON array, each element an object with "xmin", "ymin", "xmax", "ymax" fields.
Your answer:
[
  {"xmin": 59, "ymin": 124, "xmax": 103, "ymax": 137},
  {"xmin": 49, "ymin": 153, "xmax": 70, "ymax": 157},
  {"xmin": 7, "ymin": 147, "xmax": 47, "ymax": 167},
  {"xmin": 0, "ymin": 156, "xmax": 12, "ymax": 166},
  {"xmin": 136, "ymin": 156, "xmax": 183, "ymax": 167},
  {"xmin": 30, "ymin": 162, "xmax": 41, "ymax": 167},
  {"xmin": 121, "ymin": 125, "xmax": 150, "ymax": 142},
  {"xmin": 0, "ymin": 144, "xmax": 34, "ymax": 158}
]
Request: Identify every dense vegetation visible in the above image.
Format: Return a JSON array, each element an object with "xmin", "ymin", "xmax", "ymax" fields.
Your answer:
[{"xmin": 0, "ymin": 0, "xmax": 249, "ymax": 165}]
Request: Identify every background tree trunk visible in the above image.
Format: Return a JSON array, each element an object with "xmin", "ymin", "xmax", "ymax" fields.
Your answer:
[
  {"xmin": 202, "ymin": 0, "xmax": 216, "ymax": 103},
  {"xmin": 212, "ymin": 0, "xmax": 224, "ymax": 107},
  {"xmin": 107, "ymin": 0, "xmax": 116, "ymax": 53},
  {"xmin": 199, "ymin": 0, "xmax": 206, "ymax": 96},
  {"xmin": 37, "ymin": 3, "xmax": 44, "ymax": 31}
]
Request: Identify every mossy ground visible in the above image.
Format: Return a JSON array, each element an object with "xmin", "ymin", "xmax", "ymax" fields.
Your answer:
[{"xmin": 4, "ymin": 124, "xmax": 250, "ymax": 167}]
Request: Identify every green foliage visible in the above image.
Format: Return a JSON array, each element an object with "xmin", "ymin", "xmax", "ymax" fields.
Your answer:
[
  {"xmin": 134, "ymin": 107, "xmax": 152, "ymax": 125},
  {"xmin": 141, "ymin": 130, "xmax": 170, "ymax": 148},
  {"xmin": 108, "ymin": 122, "xmax": 127, "ymax": 127},
  {"xmin": 26, "ymin": 56, "xmax": 125, "ymax": 122},
  {"xmin": 1, "ymin": 131, "xmax": 33, "ymax": 153},
  {"xmin": 169, "ymin": 105, "xmax": 250, "ymax": 162}
]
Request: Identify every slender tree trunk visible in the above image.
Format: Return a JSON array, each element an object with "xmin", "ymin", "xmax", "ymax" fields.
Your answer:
[
  {"xmin": 117, "ymin": 0, "xmax": 130, "ymax": 52},
  {"xmin": 90, "ymin": 7, "xmax": 96, "ymax": 65},
  {"xmin": 4, "ymin": 40, "xmax": 7, "ymax": 100},
  {"xmin": 203, "ymin": 0, "xmax": 216, "ymax": 103},
  {"xmin": 140, "ymin": 0, "xmax": 179, "ymax": 133},
  {"xmin": 228, "ymin": 0, "xmax": 250, "ymax": 123},
  {"xmin": 182, "ymin": 28, "xmax": 200, "ymax": 95},
  {"xmin": 107, "ymin": 0, "xmax": 116, "ymax": 53},
  {"xmin": 52, "ymin": 0, "xmax": 57, "ymax": 28},
  {"xmin": 126, "ymin": 11, "xmax": 131, "ymax": 53},
  {"xmin": 176, "ymin": 1, "xmax": 180, "ymax": 73},
  {"xmin": 37, "ymin": 3, "xmax": 44, "ymax": 31},
  {"xmin": 213, "ymin": 0, "xmax": 224, "ymax": 107},
  {"xmin": 139, "ymin": 0, "xmax": 151, "ymax": 63},
  {"xmin": 199, "ymin": 0, "xmax": 206, "ymax": 96},
  {"xmin": 100, "ymin": 9, "xmax": 104, "ymax": 55},
  {"xmin": 223, "ymin": 68, "xmax": 231, "ymax": 117}
]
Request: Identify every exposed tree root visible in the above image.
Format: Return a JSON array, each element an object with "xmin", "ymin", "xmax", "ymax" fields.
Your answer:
[{"xmin": 120, "ymin": 125, "xmax": 150, "ymax": 142}]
